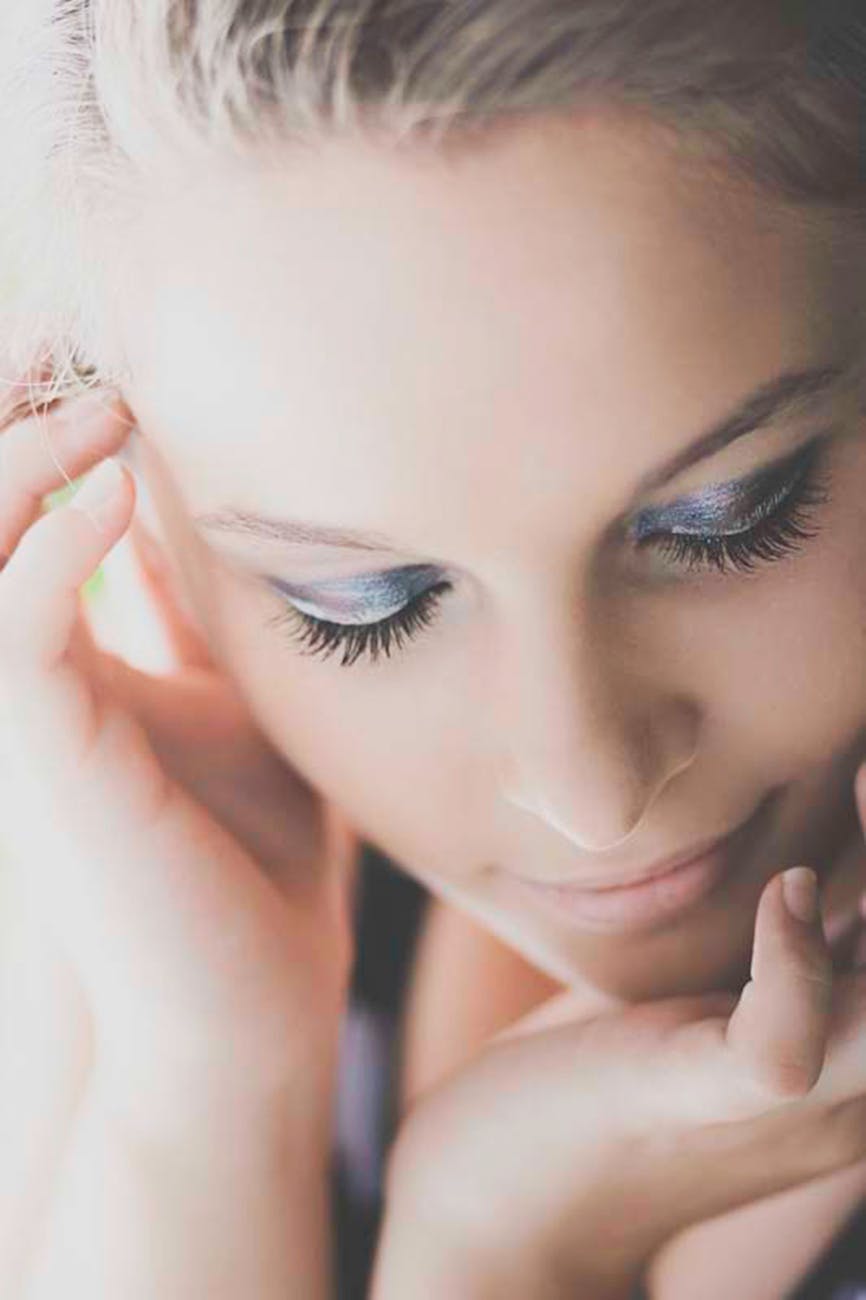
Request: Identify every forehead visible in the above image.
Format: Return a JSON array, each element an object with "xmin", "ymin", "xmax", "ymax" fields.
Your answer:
[{"xmin": 116, "ymin": 111, "xmax": 844, "ymax": 562}]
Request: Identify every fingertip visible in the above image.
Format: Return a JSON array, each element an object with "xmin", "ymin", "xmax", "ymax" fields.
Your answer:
[
  {"xmin": 71, "ymin": 457, "xmax": 134, "ymax": 536},
  {"xmin": 750, "ymin": 867, "xmax": 827, "ymax": 986},
  {"xmin": 781, "ymin": 866, "xmax": 820, "ymax": 927}
]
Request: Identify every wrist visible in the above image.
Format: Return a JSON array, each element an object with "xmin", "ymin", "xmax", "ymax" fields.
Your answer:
[
  {"xmin": 93, "ymin": 1026, "xmax": 341, "ymax": 1154},
  {"xmin": 18, "ymin": 1076, "xmax": 334, "ymax": 1300}
]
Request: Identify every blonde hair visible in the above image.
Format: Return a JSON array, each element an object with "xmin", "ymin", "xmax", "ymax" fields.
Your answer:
[{"xmin": 1, "ymin": 0, "xmax": 864, "ymax": 415}]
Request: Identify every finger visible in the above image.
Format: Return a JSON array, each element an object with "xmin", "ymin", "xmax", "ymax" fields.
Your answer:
[
  {"xmin": 0, "ymin": 458, "xmax": 136, "ymax": 833},
  {"xmin": 724, "ymin": 867, "xmax": 833, "ymax": 1099},
  {"xmin": 0, "ymin": 360, "xmax": 57, "ymax": 434},
  {"xmin": 0, "ymin": 391, "xmax": 133, "ymax": 556},
  {"xmin": 0, "ymin": 453, "xmax": 342, "ymax": 1112},
  {"xmin": 66, "ymin": 600, "xmax": 105, "ymax": 671},
  {"xmin": 632, "ymin": 870, "xmax": 834, "ymax": 1133},
  {"xmin": 128, "ymin": 518, "xmax": 215, "ymax": 672},
  {"xmin": 0, "ymin": 464, "xmax": 286, "ymax": 1050},
  {"xmin": 0, "ymin": 458, "xmax": 133, "ymax": 684}
]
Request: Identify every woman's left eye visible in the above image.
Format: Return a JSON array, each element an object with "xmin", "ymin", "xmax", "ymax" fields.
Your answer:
[{"xmin": 632, "ymin": 435, "xmax": 832, "ymax": 577}]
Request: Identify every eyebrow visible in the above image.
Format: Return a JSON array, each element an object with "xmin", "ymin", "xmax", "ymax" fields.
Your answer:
[
  {"xmin": 194, "ymin": 363, "xmax": 851, "ymax": 554},
  {"xmin": 634, "ymin": 363, "xmax": 849, "ymax": 495}
]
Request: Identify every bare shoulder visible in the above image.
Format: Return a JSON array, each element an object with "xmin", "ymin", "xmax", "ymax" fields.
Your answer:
[{"xmin": 397, "ymin": 896, "xmax": 563, "ymax": 1114}]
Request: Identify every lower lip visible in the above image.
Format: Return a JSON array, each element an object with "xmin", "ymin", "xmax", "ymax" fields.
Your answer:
[{"xmin": 504, "ymin": 833, "xmax": 747, "ymax": 934}]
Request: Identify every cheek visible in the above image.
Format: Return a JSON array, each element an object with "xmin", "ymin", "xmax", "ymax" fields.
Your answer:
[
  {"xmin": 208, "ymin": 575, "xmax": 484, "ymax": 870},
  {"xmin": 691, "ymin": 536, "xmax": 866, "ymax": 771}
]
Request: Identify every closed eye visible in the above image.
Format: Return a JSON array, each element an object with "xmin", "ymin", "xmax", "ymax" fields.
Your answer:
[
  {"xmin": 261, "ymin": 431, "xmax": 835, "ymax": 669},
  {"xmin": 628, "ymin": 432, "xmax": 832, "ymax": 576},
  {"xmin": 263, "ymin": 578, "xmax": 453, "ymax": 667}
]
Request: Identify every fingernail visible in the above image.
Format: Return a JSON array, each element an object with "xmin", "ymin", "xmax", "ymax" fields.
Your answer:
[
  {"xmin": 72, "ymin": 458, "xmax": 124, "ymax": 525},
  {"xmin": 782, "ymin": 866, "xmax": 819, "ymax": 925}
]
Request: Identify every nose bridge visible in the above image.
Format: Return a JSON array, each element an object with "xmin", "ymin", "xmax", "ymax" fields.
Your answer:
[{"xmin": 498, "ymin": 594, "xmax": 699, "ymax": 851}]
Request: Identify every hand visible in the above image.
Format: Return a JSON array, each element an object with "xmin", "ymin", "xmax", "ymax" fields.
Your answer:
[
  {"xmin": 375, "ymin": 806, "xmax": 866, "ymax": 1299},
  {"xmin": 0, "ymin": 379, "xmax": 357, "ymax": 1137}
]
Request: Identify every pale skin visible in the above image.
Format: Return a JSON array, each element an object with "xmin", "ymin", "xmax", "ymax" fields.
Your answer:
[
  {"xmin": 116, "ymin": 109, "xmax": 866, "ymax": 1001},
  {"xmin": 0, "ymin": 394, "xmax": 356, "ymax": 1298},
  {"xmin": 5, "ymin": 105, "xmax": 866, "ymax": 1295},
  {"xmin": 399, "ymin": 898, "xmax": 866, "ymax": 1299}
]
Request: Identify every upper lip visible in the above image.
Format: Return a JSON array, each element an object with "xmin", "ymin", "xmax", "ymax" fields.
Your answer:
[{"xmin": 514, "ymin": 828, "xmax": 737, "ymax": 893}]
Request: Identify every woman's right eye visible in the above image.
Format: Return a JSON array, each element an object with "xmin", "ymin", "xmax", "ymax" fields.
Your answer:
[{"xmin": 263, "ymin": 579, "xmax": 453, "ymax": 669}]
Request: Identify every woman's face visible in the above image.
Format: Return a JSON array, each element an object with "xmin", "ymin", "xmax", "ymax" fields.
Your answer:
[{"xmin": 114, "ymin": 110, "xmax": 866, "ymax": 999}]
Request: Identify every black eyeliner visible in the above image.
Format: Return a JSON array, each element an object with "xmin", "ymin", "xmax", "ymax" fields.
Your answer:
[{"xmin": 629, "ymin": 429, "xmax": 836, "ymax": 542}]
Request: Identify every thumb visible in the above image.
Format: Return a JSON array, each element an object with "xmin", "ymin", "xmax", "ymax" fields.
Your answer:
[{"xmin": 638, "ymin": 868, "xmax": 834, "ymax": 1131}]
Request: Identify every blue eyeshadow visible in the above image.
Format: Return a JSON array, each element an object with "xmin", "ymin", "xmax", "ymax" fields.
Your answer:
[
  {"xmin": 266, "ymin": 563, "xmax": 443, "ymax": 622},
  {"xmin": 629, "ymin": 438, "xmax": 819, "ymax": 541}
]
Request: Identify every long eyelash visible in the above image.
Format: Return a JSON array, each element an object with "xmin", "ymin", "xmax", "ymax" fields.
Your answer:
[
  {"xmin": 647, "ymin": 441, "xmax": 832, "ymax": 576},
  {"xmin": 265, "ymin": 580, "xmax": 452, "ymax": 667},
  {"xmin": 267, "ymin": 442, "xmax": 833, "ymax": 667}
]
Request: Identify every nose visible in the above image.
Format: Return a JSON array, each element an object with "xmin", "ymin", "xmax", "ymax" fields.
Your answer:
[{"xmin": 498, "ymin": 604, "xmax": 700, "ymax": 852}]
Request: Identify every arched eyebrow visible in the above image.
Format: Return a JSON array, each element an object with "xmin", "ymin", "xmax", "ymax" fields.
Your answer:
[
  {"xmin": 194, "ymin": 361, "xmax": 853, "ymax": 555},
  {"xmin": 632, "ymin": 362, "xmax": 851, "ymax": 496}
]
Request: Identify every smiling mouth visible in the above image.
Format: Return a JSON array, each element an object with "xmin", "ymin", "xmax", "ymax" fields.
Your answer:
[
  {"xmin": 497, "ymin": 788, "xmax": 783, "ymax": 934},
  {"xmin": 537, "ymin": 829, "xmax": 738, "ymax": 893}
]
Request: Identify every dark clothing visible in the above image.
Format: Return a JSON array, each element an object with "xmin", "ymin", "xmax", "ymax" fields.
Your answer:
[
  {"xmin": 332, "ymin": 842, "xmax": 428, "ymax": 1299},
  {"xmin": 332, "ymin": 843, "xmax": 866, "ymax": 1298},
  {"xmin": 789, "ymin": 1200, "xmax": 866, "ymax": 1300}
]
